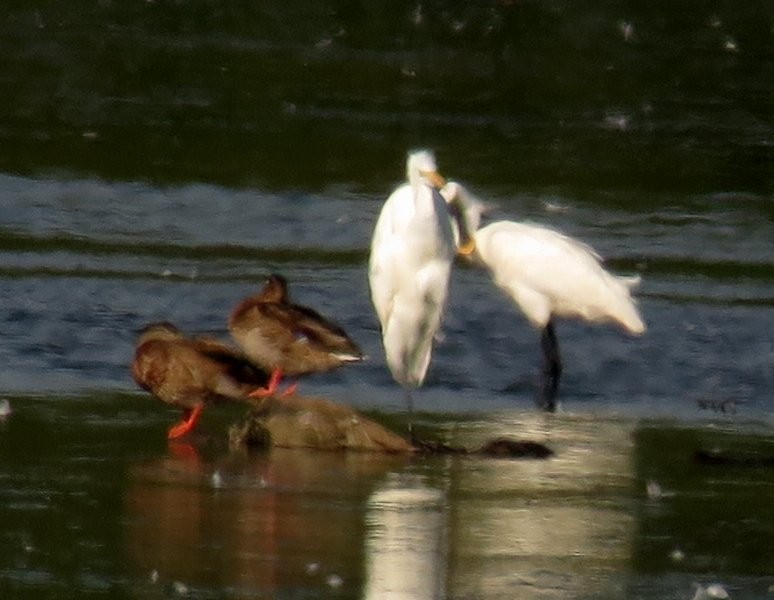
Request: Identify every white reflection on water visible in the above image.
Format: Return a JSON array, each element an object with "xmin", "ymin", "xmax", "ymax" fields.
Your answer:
[
  {"xmin": 117, "ymin": 411, "xmax": 774, "ymax": 599},
  {"xmin": 364, "ymin": 475, "xmax": 448, "ymax": 600},
  {"xmin": 122, "ymin": 413, "xmax": 638, "ymax": 598},
  {"xmin": 445, "ymin": 412, "xmax": 636, "ymax": 599},
  {"xmin": 362, "ymin": 412, "xmax": 639, "ymax": 599}
]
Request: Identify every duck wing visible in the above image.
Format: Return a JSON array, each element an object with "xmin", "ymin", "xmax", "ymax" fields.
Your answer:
[
  {"xmin": 262, "ymin": 302, "xmax": 363, "ymax": 359},
  {"xmin": 190, "ymin": 337, "xmax": 270, "ymax": 387}
]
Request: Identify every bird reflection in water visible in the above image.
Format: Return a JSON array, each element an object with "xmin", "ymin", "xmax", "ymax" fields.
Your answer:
[
  {"xmin": 124, "ymin": 440, "xmax": 409, "ymax": 597},
  {"xmin": 364, "ymin": 477, "xmax": 448, "ymax": 600}
]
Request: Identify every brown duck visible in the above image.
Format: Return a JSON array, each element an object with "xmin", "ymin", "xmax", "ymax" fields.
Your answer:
[
  {"xmin": 228, "ymin": 274, "xmax": 364, "ymax": 397},
  {"xmin": 132, "ymin": 322, "xmax": 270, "ymax": 439}
]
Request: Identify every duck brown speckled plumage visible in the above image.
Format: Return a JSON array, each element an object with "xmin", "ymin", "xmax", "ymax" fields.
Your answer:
[
  {"xmin": 132, "ymin": 322, "xmax": 270, "ymax": 439},
  {"xmin": 228, "ymin": 274, "xmax": 364, "ymax": 397}
]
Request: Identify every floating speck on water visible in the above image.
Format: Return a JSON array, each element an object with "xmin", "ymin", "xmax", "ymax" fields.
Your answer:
[
  {"xmin": 646, "ymin": 480, "xmax": 662, "ymax": 499},
  {"xmin": 706, "ymin": 584, "xmax": 730, "ymax": 599},
  {"xmin": 172, "ymin": 581, "xmax": 188, "ymax": 595},
  {"xmin": 618, "ymin": 21, "xmax": 634, "ymax": 41},
  {"xmin": 542, "ymin": 200, "xmax": 568, "ymax": 214},
  {"xmin": 211, "ymin": 470, "xmax": 224, "ymax": 489},
  {"xmin": 692, "ymin": 582, "xmax": 730, "ymax": 600},
  {"xmin": 670, "ymin": 548, "xmax": 685, "ymax": 562},
  {"xmin": 0, "ymin": 399, "xmax": 12, "ymax": 420},
  {"xmin": 305, "ymin": 562, "xmax": 320, "ymax": 575},
  {"xmin": 161, "ymin": 269, "xmax": 173, "ymax": 278},
  {"xmin": 326, "ymin": 574, "xmax": 343, "ymax": 588},
  {"xmin": 723, "ymin": 37, "xmax": 738, "ymax": 53},
  {"xmin": 603, "ymin": 112, "xmax": 630, "ymax": 132},
  {"xmin": 149, "ymin": 569, "xmax": 159, "ymax": 584}
]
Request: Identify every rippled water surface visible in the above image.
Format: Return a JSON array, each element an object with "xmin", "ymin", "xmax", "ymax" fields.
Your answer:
[{"xmin": 1, "ymin": 1, "xmax": 773, "ymax": 598}]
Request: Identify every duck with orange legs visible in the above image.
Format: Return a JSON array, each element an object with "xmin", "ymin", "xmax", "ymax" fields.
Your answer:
[
  {"xmin": 132, "ymin": 322, "xmax": 270, "ymax": 439},
  {"xmin": 228, "ymin": 274, "xmax": 364, "ymax": 399}
]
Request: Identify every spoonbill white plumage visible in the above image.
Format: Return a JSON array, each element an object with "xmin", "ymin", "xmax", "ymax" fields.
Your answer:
[
  {"xmin": 442, "ymin": 181, "xmax": 646, "ymax": 411},
  {"xmin": 368, "ymin": 151, "xmax": 469, "ymax": 436}
]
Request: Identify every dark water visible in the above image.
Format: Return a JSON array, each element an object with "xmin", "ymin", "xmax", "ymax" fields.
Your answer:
[{"xmin": 1, "ymin": 1, "xmax": 773, "ymax": 598}]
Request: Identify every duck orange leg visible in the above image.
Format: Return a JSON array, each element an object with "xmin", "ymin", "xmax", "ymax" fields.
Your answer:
[
  {"xmin": 167, "ymin": 403, "xmax": 204, "ymax": 439},
  {"xmin": 248, "ymin": 368, "xmax": 298, "ymax": 398}
]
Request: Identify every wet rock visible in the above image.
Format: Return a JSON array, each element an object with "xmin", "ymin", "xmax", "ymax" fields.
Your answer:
[
  {"xmin": 230, "ymin": 394, "xmax": 413, "ymax": 453},
  {"xmin": 694, "ymin": 449, "xmax": 774, "ymax": 468},
  {"xmin": 228, "ymin": 394, "xmax": 554, "ymax": 459}
]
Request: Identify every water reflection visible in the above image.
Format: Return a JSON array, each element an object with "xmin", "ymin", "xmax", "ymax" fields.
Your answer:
[
  {"xmin": 124, "ymin": 443, "xmax": 408, "ymax": 597},
  {"xmin": 122, "ymin": 413, "xmax": 638, "ymax": 599},
  {"xmin": 364, "ymin": 475, "xmax": 448, "ymax": 600},
  {"xmin": 118, "ymin": 413, "xmax": 774, "ymax": 599},
  {"xmin": 445, "ymin": 413, "xmax": 636, "ymax": 599}
]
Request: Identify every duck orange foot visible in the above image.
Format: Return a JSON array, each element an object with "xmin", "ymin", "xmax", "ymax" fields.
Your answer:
[
  {"xmin": 248, "ymin": 368, "xmax": 298, "ymax": 398},
  {"xmin": 167, "ymin": 404, "xmax": 204, "ymax": 439}
]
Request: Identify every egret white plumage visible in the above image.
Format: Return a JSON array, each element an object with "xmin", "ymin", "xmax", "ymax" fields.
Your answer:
[
  {"xmin": 442, "ymin": 181, "xmax": 646, "ymax": 411},
  {"xmin": 368, "ymin": 151, "xmax": 469, "ymax": 437}
]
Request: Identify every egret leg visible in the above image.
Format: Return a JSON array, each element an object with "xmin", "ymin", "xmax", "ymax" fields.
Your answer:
[
  {"xmin": 404, "ymin": 388, "xmax": 415, "ymax": 443},
  {"xmin": 538, "ymin": 321, "xmax": 562, "ymax": 412}
]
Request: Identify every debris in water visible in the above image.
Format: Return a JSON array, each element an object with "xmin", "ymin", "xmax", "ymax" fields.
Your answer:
[
  {"xmin": 305, "ymin": 562, "xmax": 320, "ymax": 575},
  {"xmin": 691, "ymin": 582, "xmax": 730, "ymax": 599},
  {"xmin": 172, "ymin": 581, "xmax": 188, "ymax": 595},
  {"xmin": 646, "ymin": 480, "xmax": 662, "ymax": 499},
  {"xmin": 723, "ymin": 36, "xmax": 738, "ymax": 53},
  {"xmin": 211, "ymin": 470, "xmax": 224, "ymax": 489},
  {"xmin": 476, "ymin": 438, "xmax": 554, "ymax": 459},
  {"xmin": 694, "ymin": 449, "xmax": 774, "ymax": 468},
  {"xmin": 0, "ymin": 399, "xmax": 12, "ymax": 420},
  {"xmin": 696, "ymin": 397, "xmax": 738, "ymax": 413},
  {"xmin": 670, "ymin": 548, "xmax": 685, "ymax": 562},
  {"xmin": 326, "ymin": 574, "xmax": 343, "ymax": 589},
  {"xmin": 618, "ymin": 20, "xmax": 634, "ymax": 42},
  {"xmin": 705, "ymin": 584, "xmax": 730, "ymax": 599}
]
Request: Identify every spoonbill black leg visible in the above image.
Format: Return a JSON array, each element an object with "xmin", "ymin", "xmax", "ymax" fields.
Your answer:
[{"xmin": 538, "ymin": 320, "xmax": 562, "ymax": 412}]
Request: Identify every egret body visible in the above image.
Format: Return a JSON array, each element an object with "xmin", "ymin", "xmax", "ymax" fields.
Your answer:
[{"xmin": 368, "ymin": 151, "xmax": 463, "ymax": 435}]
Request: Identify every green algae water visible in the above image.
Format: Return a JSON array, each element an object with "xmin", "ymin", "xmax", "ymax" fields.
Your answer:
[{"xmin": 1, "ymin": 395, "xmax": 773, "ymax": 598}]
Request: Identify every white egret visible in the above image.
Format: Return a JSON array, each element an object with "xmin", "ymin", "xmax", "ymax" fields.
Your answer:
[
  {"xmin": 368, "ymin": 150, "xmax": 469, "ymax": 437},
  {"xmin": 442, "ymin": 181, "xmax": 646, "ymax": 411}
]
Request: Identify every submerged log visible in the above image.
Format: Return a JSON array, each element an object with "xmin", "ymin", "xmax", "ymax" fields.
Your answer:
[
  {"xmin": 228, "ymin": 394, "xmax": 553, "ymax": 459},
  {"xmin": 230, "ymin": 394, "xmax": 413, "ymax": 453},
  {"xmin": 694, "ymin": 449, "xmax": 774, "ymax": 468}
]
